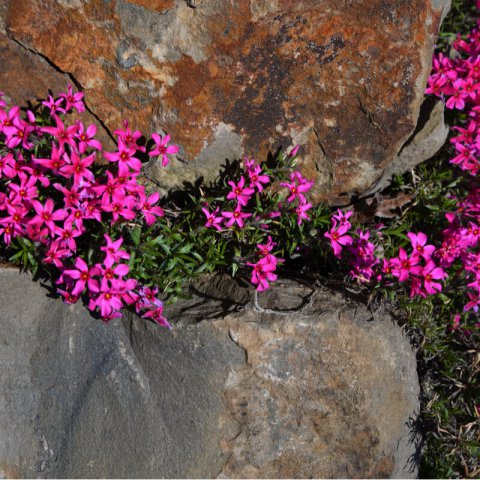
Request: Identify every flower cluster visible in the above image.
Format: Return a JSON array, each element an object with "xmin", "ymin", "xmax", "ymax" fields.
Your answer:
[
  {"xmin": 0, "ymin": 87, "xmax": 177, "ymax": 326},
  {"xmin": 427, "ymin": 19, "xmax": 480, "ymax": 175},
  {"xmin": 201, "ymin": 151, "xmax": 314, "ymax": 291},
  {"xmin": 325, "ymin": 212, "xmax": 449, "ymax": 296}
]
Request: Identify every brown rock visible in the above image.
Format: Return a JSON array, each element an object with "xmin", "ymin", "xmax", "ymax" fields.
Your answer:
[
  {"xmin": 0, "ymin": 28, "xmax": 112, "ymax": 148},
  {"xmin": 0, "ymin": 0, "xmax": 449, "ymax": 203}
]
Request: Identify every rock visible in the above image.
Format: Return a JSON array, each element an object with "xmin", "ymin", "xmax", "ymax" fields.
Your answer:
[
  {"xmin": 361, "ymin": 97, "xmax": 449, "ymax": 197},
  {"xmin": 1, "ymin": 0, "xmax": 449, "ymax": 203},
  {"xmin": 0, "ymin": 269, "xmax": 420, "ymax": 478},
  {"xmin": 0, "ymin": 30, "xmax": 113, "ymax": 149}
]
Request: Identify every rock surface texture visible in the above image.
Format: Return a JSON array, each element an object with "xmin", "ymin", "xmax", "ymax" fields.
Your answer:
[
  {"xmin": 0, "ymin": 269, "xmax": 420, "ymax": 478},
  {"xmin": 0, "ymin": 0, "xmax": 450, "ymax": 203}
]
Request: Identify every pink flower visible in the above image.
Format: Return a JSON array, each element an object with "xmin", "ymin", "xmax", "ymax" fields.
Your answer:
[
  {"xmin": 41, "ymin": 115, "xmax": 78, "ymax": 149},
  {"xmin": 60, "ymin": 151, "xmax": 96, "ymax": 185},
  {"xmin": 42, "ymin": 95, "xmax": 66, "ymax": 116},
  {"xmin": 43, "ymin": 240, "xmax": 71, "ymax": 268},
  {"xmin": 221, "ymin": 206, "xmax": 252, "ymax": 228},
  {"xmin": 59, "ymin": 84, "xmax": 85, "ymax": 112},
  {"xmin": 227, "ymin": 176, "xmax": 255, "ymax": 206},
  {"xmin": 104, "ymin": 138, "xmax": 142, "ymax": 172},
  {"xmin": 148, "ymin": 133, "xmax": 179, "ymax": 167},
  {"xmin": 137, "ymin": 191, "xmax": 164, "ymax": 226},
  {"xmin": 445, "ymin": 79, "xmax": 468, "ymax": 110},
  {"xmin": 101, "ymin": 190, "xmax": 137, "ymax": 223},
  {"xmin": 74, "ymin": 121, "xmax": 102, "ymax": 153},
  {"xmin": 280, "ymin": 172, "xmax": 314, "ymax": 203},
  {"xmin": 100, "ymin": 234, "xmax": 130, "ymax": 265},
  {"xmin": 421, "ymin": 261, "xmax": 447, "ymax": 295},
  {"xmin": 63, "ymin": 257, "xmax": 101, "ymax": 296},
  {"xmin": 247, "ymin": 257, "xmax": 278, "ymax": 291},
  {"xmin": 407, "ymin": 232, "xmax": 436, "ymax": 260},
  {"xmin": 34, "ymin": 143, "xmax": 66, "ymax": 172},
  {"xmin": 114, "ymin": 120, "xmax": 145, "ymax": 152},
  {"xmin": 0, "ymin": 153, "xmax": 16, "ymax": 179},
  {"xmin": 247, "ymin": 165, "xmax": 270, "ymax": 192},
  {"xmin": 295, "ymin": 201, "xmax": 312, "ymax": 225},
  {"xmin": 3, "ymin": 116, "xmax": 34, "ymax": 150},
  {"xmin": 54, "ymin": 221, "xmax": 83, "ymax": 252},
  {"xmin": 143, "ymin": 305, "xmax": 171, "ymax": 329},
  {"xmin": 8, "ymin": 172, "xmax": 38, "ymax": 204},
  {"xmin": 202, "ymin": 207, "xmax": 223, "ymax": 231},
  {"xmin": 257, "ymin": 236, "xmax": 277, "ymax": 257},
  {"xmin": 390, "ymin": 248, "xmax": 422, "ymax": 282},
  {"xmin": 29, "ymin": 199, "xmax": 68, "ymax": 234},
  {"xmin": 324, "ymin": 222, "xmax": 353, "ymax": 257}
]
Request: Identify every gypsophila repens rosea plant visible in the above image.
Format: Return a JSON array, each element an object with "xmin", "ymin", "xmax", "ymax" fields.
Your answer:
[
  {"xmin": 0, "ymin": 87, "xmax": 334, "ymax": 327},
  {"xmin": 0, "ymin": 87, "xmax": 176, "ymax": 327},
  {"xmin": 322, "ymin": 2, "xmax": 480, "ymax": 334}
]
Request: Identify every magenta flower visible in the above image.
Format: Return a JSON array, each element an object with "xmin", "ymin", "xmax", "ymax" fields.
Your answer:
[
  {"xmin": 95, "ymin": 288, "xmax": 124, "ymax": 320},
  {"xmin": 390, "ymin": 248, "xmax": 422, "ymax": 282},
  {"xmin": 8, "ymin": 172, "xmax": 38, "ymax": 204},
  {"xmin": 29, "ymin": 199, "xmax": 68, "ymax": 235},
  {"xmin": 59, "ymin": 84, "xmax": 85, "ymax": 113},
  {"xmin": 257, "ymin": 236, "xmax": 277, "ymax": 257},
  {"xmin": 295, "ymin": 201, "xmax": 312, "ymax": 225},
  {"xmin": 247, "ymin": 257, "xmax": 278, "ymax": 291},
  {"xmin": 464, "ymin": 292, "xmax": 480, "ymax": 312},
  {"xmin": 101, "ymin": 190, "xmax": 137, "ymax": 223},
  {"xmin": 75, "ymin": 121, "xmax": 102, "ymax": 153},
  {"xmin": 137, "ymin": 286, "xmax": 163, "ymax": 311},
  {"xmin": 0, "ymin": 224, "xmax": 14, "ymax": 245},
  {"xmin": 421, "ymin": 261, "xmax": 447, "ymax": 295},
  {"xmin": 0, "ymin": 105, "xmax": 20, "ymax": 131},
  {"xmin": 100, "ymin": 234, "xmax": 130, "ymax": 265},
  {"xmin": 446, "ymin": 79, "xmax": 468, "ymax": 110},
  {"xmin": 43, "ymin": 240, "xmax": 72, "ymax": 268},
  {"xmin": 425, "ymin": 75, "xmax": 448, "ymax": 97},
  {"xmin": 227, "ymin": 176, "xmax": 255, "ymax": 206},
  {"xmin": 202, "ymin": 207, "xmax": 223, "ymax": 231},
  {"xmin": 137, "ymin": 191, "xmax": 164, "ymax": 226},
  {"xmin": 280, "ymin": 172, "xmax": 314, "ymax": 203},
  {"xmin": 104, "ymin": 138, "xmax": 142, "ymax": 172},
  {"xmin": 41, "ymin": 115, "xmax": 78, "ymax": 149},
  {"xmin": 143, "ymin": 305, "xmax": 171, "ymax": 329},
  {"xmin": 42, "ymin": 95, "xmax": 66, "ymax": 116},
  {"xmin": 114, "ymin": 120, "xmax": 145, "ymax": 152},
  {"xmin": 324, "ymin": 222, "xmax": 353, "ymax": 257},
  {"xmin": 407, "ymin": 232, "xmax": 436, "ymax": 260},
  {"xmin": 148, "ymin": 133, "xmax": 179, "ymax": 167},
  {"xmin": 34, "ymin": 143, "xmax": 66, "ymax": 172},
  {"xmin": 60, "ymin": 151, "xmax": 96, "ymax": 185},
  {"xmin": 54, "ymin": 221, "xmax": 83, "ymax": 252},
  {"xmin": 3, "ymin": 116, "xmax": 34, "ymax": 150},
  {"xmin": 64, "ymin": 257, "xmax": 101, "ymax": 296},
  {"xmin": 221, "ymin": 206, "xmax": 252, "ymax": 228},
  {"xmin": 247, "ymin": 165, "xmax": 270, "ymax": 192},
  {"xmin": 0, "ymin": 153, "xmax": 16, "ymax": 179}
]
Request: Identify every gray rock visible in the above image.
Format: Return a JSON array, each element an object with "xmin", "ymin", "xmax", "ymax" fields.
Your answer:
[
  {"xmin": 0, "ymin": 270, "xmax": 420, "ymax": 478},
  {"xmin": 362, "ymin": 98, "xmax": 449, "ymax": 197}
]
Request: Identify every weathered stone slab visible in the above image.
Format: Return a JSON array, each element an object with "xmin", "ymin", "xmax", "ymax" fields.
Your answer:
[
  {"xmin": 0, "ymin": 269, "xmax": 420, "ymax": 478},
  {"xmin": 0, "ymin": 0, "xmax": 449, "ymax": 202}
]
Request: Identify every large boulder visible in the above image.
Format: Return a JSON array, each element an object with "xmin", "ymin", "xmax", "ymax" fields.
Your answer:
[
  {"xmin": 0, "ymin": 0, "xmax": 450, "ymax": 203},
  {"xmin": 0, "ymin": 269, "xmax": 420, "ymax": 478}
]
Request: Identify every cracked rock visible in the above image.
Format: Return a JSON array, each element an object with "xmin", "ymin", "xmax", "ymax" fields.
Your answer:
[
  {"xmin": 0, "ymin": 270, "xmax": 419, "ymax": 478},
  {"xmin": 1, "ymin": 0, "xmax": 449, "ymax": 203}
]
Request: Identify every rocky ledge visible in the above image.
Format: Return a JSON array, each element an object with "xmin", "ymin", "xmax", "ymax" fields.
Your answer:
[{"xmin": 0, "ymin": 269, "xmax": 420, "ymax": 478}]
